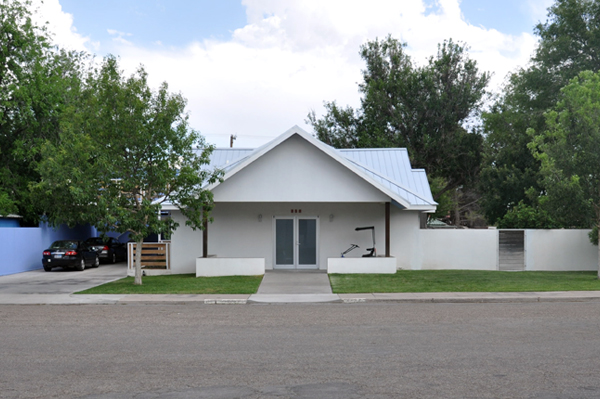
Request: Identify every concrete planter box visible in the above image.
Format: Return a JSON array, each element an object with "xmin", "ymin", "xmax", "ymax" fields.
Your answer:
[
  {"xmin": 196, "ymin": 257, "xmax": 265, "ymax": 277},
  {"xmin": 327, "ymin": 257, "xmax": 396, "ymax": 274}
]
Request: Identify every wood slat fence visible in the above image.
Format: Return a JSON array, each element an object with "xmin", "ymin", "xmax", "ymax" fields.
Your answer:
[{"xmin": 127, "ymin": 242, "xmax": 170, "ymax": 271}]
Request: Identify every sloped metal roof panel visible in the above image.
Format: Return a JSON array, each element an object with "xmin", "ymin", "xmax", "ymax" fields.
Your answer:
[
  {"xmin": 196, "ymin": 148, "xmax": 254, "ymax": 171},
  {"xmin": 339, "ymin": 149, "xmax": 435, "ymax": 206}
]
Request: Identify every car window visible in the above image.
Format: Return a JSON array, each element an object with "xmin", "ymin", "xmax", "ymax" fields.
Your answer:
[
  {"xmin": 86, "ymin": 238, "xmax": 104, "ymax": 245},
  {"xmin": 50, "ymin": 241, "xmax": 78, "ymax": 250}
]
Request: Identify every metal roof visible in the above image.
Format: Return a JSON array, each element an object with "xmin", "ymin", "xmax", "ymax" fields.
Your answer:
[
  {"xmin": 340, "ymin": 149, "xmax": 435, "ymax": 207},
  {"xmin": 203, "ymin": 130, "xmax": 436, "ymax": 210}
]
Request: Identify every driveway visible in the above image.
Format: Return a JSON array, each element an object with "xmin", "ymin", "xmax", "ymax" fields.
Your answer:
[{"xmin": 0, "ymin": 262, "xmax": 127, "ymax": 304}]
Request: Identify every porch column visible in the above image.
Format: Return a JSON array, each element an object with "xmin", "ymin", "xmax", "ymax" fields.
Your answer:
[
  {"xmin": 202, "ymin": 207, "xmax": 208, "ymax": 258},
  {"xmin": 385, "ymin": 201, "xmax": 390, "ymax": 257}
]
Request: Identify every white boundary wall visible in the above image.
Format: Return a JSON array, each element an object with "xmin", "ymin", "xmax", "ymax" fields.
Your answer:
[
  {"xmin": 525, "ymin": 229, "xmax": 597, "ymax": 271},
  {"xmin": 416, "ymin": 229, "xmax": 498, "ymax": 270},
  {"xmin": 406, "ymin": 229, "xmax": 597, "ymax": 271}
]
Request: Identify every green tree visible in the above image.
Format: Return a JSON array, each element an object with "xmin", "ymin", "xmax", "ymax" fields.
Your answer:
[
  {"xmin": 481, "ymin": 0, "xmax": 600, "ymax": 225},
  {"xmin": 36, "ymin": 57, "xmax": 221, "ymax": 285},
  {"xmin": 0, "ymin": 0, "xmax": 85, "ymax": 224},
  {"xmin": 308, "ymin": 37, "xmax": 490, "ymax": 203},
  {"xmin": 529, "ymin": 70, "xmax": 600, "ymax": 275}
]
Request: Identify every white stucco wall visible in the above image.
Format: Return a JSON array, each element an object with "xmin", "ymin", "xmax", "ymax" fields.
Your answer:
[
  {"xmin": 417, "ymin": 229, "xmax": 498, "ymax": 270},
  {"xmin": 169, "ymin": 202, "xmax": 419, "ymax": 273},
  {"xmin": 212, "ymin": 134, "xmax": 389, "ymax": 203},
  {"xmin": 170, "ymin": 204, "xmax": 600, "ymax": 274},
  {"xmin": 169, "ymin": 210, "xmax": 204, "ymax": 274},
  {"xmin": 525, "ymin": 229, "xmax": 598, "ymax": 271},
  {"xmin": 389, "ymin": 207, "xmax": 427, "ymax": 269}
]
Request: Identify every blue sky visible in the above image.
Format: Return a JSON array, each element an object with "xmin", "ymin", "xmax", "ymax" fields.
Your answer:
[{"xmin": 36, "ymin": 0, "xmax": 554, "ymax": 147}]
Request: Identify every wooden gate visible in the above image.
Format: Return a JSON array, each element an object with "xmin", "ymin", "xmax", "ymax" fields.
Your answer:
[{"xmin": 128, "ymin": 242, "xmax": 170, "ymax": 271}]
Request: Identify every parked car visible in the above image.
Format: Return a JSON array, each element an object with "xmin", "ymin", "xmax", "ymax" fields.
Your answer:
[
  {"xmin": 84, "ymin": 237, "xmax": 127, "ymax": 263},
  {"xmin": 42, "ymin": 240, "xmax": 99, "ymax": 272}
]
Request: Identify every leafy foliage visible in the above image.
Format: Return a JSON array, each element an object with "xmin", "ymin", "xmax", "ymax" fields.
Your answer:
[
  {"xmin": 308, "ymin": 36, "xmax": 490, "ymax": 200},
  {"xmin": 36, "ymin": 56, "xmax": 221, "ymax": 284},
  {"xmin": 529, "ymin": 71, "xmax": 600, "ymax": 246},
  {"xmin": 481, "ymin": 0, "xmax": 600, "ymax": 225},
  {"xmin": 0, "ymin": 0, "xmax": 85, "ymax": 223}
]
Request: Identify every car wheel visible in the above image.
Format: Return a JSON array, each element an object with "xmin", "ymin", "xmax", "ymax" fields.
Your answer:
[
  {"xmin": 111, "ymin": 252, "xmax": 117, "ymax": 264},
  {"xmin": 75, "ymin": 258, "xmax": 86, "ymax": 271},
  {"xmin": 93, "ymin": 255, "xmax": 100, "ymax": 268},
  {"xmin": 43, "ymin": 264, "xmax": 52, "ymax": 272}
]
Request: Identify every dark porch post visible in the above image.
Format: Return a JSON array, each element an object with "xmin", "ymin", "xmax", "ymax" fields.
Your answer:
[
  {"xmin": 202, "ymin": 207, "xmax": 208, "ymax": 258},
  {"xmin": 385, "ymin": 201, "xmax": 390, "ymax": 257}
]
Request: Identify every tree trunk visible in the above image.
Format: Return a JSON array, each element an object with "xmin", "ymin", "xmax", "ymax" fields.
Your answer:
[
  {"xmin": 597, "ymin": 224, "xmax": 600, "ymax": 280},
  {"xmin": 134, "ymin": 239, "xmax": 143, "ymax": 285},
  {"xmin": 453, "ymin": 189, "xmax": 460, "ymax": 226}
]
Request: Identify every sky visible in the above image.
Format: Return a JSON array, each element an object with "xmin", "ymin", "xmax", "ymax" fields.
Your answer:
[{"xmin": 30, "ymin": 0, "xmax": 554, "ymax": 148}]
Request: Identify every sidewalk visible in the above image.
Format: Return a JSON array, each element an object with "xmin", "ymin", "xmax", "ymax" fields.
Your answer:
[
  {"xmin": 2, "ymin": 267, "xmax": 600, "ymax": 305},
  {"xmin": 2, "ymin": 291, "xmax": 600, "ymax": 305}
]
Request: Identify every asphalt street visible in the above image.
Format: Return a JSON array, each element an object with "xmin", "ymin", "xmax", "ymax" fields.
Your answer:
[{"xmin": 2, "ymin": 302, "xmax": 600, "ymax": 399}]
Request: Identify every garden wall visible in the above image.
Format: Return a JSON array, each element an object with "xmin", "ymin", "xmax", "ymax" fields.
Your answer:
[
  {"xmin": 407, "ymin": 229, "xmax": 598, "ymax": 271},
  {"xmin": 416, "ymin": 229, "xmax": 498, "ymax": 270},
  {"xmin": 524, "ymin": 229, "xmax": 597, "ymax": 271}
]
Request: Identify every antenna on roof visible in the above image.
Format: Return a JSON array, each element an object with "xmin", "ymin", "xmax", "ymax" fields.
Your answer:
[{"xmin": 230, "ymin": 134, "xmax": 237, "ymax": 148}]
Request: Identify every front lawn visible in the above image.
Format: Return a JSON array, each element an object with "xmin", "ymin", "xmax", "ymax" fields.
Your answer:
[
  {"xmin": 76, "ymin": 274, "xmax": 263, "ymax": 295},
  {"xmin": 329, "ymin": 270, "xmax": 600, "ymax": 293}
]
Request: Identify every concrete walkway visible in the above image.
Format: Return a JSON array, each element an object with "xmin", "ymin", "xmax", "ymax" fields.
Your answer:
[{"xmin": 249, "ymin": 270, "xmax": 341, "ymax": 303}]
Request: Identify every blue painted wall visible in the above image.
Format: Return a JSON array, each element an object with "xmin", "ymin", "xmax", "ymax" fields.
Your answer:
[
  {"xmin": 0, "ymin": 223, "xmax": 96, "ymax": 276},
  {"xmin": 0, "ymin": 218, "xmax": 20, "ymax": 227}
]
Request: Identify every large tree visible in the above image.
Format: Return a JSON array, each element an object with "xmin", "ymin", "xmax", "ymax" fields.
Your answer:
[
  {"xmin": 0, "ymin": 0, "xmax": 85, "ymax": 224},
  {"xmin": 481, "ymin": 0, "xmax": 600, "ymax": 226},
  {"xmin": 308, "ymin": 37, "xmax": 490, "ymax": 206},
  {"xmin": 529, "ymin": 70, "xmax": 600, "ymax": 275},
  {"xmin": 36, "ymin": 57, "xmax": 220, "ymax": 285}
]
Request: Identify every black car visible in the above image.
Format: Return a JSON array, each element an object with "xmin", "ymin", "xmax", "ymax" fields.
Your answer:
[
  {"xmin": 84, "ymin": 237, "xmax": 127, "ymax": 263},
  {"xmin": 42, "ymin": 240, "xmax": 99, "ymax": 272}
]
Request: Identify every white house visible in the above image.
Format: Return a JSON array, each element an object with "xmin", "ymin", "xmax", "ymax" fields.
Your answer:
[{"xmin": 157, "ymin": 125, "xmax": 437, "ymax": 276}]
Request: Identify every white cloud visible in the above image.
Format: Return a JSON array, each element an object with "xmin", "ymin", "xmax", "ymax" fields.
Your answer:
[
  {"xmin": 29, "ymin": 0, "xmax": 92, "ymax": 51},
  {"xmin": 39, "ymin": 0, "xmax": 540, "ymax": 147},
  {"xmin": 107, "ymin": 29, "xmax": 134, "ymax": 46}
]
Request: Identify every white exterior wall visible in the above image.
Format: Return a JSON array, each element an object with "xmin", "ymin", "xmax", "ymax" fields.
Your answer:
[
  {"xmin": 390, "ymin": 207, "xmax": 421, "ymax": 269},
  {"xmin": 171, "ymin": 205, "xmax": 600, "ymax": 274},
  {"xmin": 169, "ymin": 210, "xmax": 204, "ymax": 274},
  {"xmin": 212, "ymin": 134, "xmax": 389, "ymax": 203},
  {"xmin": 169, "ymin": 203, "xmax": 419, "ymax": 273},
  {"xmin": 525, "ymin": 229, "xmax": 598, "ymax": 271},
  {"xmin": 417, "ymin": 229, "xmax": 498, "ymax": 270}
]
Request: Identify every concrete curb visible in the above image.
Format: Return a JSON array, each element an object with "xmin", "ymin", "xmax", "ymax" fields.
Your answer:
[{"xmin": 2, "ymin": 292, "xmax": 600, "ymax": 305}]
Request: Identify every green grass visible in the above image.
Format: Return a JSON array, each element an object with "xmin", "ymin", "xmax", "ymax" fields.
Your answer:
[
  {"xmin": 329, "ymin": 270, "xmax": 600, "ymax": 293},
  {"xmin": 76, "ymin": 274, "xmax": 263, "ymax": 295}
]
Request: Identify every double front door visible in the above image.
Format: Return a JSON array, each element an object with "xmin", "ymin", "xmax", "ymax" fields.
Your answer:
[{"xmin": 274, "ymin": 217, "xmax": 318, "ymax": 269}]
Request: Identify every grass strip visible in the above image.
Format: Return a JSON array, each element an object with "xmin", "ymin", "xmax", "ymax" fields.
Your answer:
[
  {"xmin": 76, "ymin": 274, "xmax": 263, "ymax": 295},
  {"xmin": 329, "ymin": 270, "xmax": 600, "ymax": 293}
]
